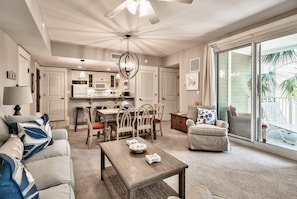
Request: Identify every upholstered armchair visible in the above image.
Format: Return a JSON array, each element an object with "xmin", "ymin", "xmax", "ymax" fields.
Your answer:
[
  {"xmin": 226, "ymin": 105, "xmax": 251, "ymax": 139},
  {"xmin": 186, "ymin": 105, "xmax": 230, "ymax": 151}
]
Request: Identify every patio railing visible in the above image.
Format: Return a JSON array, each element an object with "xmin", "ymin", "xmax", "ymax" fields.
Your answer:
[{"xmin": 261, "ymin": 96, "xmax": 297, "ymax": 125}]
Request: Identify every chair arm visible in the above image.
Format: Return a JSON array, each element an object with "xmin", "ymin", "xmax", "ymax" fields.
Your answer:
[
  {"xmin": 216, "ymin": 120, "xmax": 229, "ymax": 128},
  {"xmin": 186, "ymin": 119, "xmax": 195, "ymax": 127},
  {"xmin": 52, "ymin": 129, "xmax": 68, "ymax": 140}
]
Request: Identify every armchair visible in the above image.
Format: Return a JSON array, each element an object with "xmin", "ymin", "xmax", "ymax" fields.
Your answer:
[
  {"xmin": 186, "ymin": 105, "xmax": 230, "ymax": 151},
  {"xmin": 226, "ymin": 105, "xmax": 251, "ymax": 139}
]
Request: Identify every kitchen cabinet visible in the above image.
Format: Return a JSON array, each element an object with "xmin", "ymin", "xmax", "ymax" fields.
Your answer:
[
  {"xmin": 110, "ymin": 74, "xmax": 115, "ymax": 89},
  {"xmin": 71, "ymin": 70, "xmax": 117, "ymax": 89}
]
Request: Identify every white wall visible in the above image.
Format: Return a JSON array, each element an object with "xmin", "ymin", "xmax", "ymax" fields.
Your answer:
[
  {"xmin": 162, "ymin": 45, "xmax": 205, "ymax": 113},
  {"xmin": 0, "ymin": 29, "xmax": 19, "ymax": 115}
]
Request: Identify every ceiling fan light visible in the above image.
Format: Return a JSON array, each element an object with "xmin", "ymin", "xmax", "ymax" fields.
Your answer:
[
  {"xmin": 127, "ymin": 0, "xmax": 138, "ymax": 15},
  {"xmin": 139, "ymin": 0, "xmax": 150, "ymax": 17}
]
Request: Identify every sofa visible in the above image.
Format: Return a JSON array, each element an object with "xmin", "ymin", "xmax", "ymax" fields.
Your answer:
[
  {"xmin": 186, "ymin": 105, "xmax": 230, "ymax": 151},
  {"xmin": 0, "ymin": 112, "xmax": 75, "ymax": 199}
]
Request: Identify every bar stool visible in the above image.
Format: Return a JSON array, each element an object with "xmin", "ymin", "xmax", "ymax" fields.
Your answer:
[{"xmin": 75, "ymin": 106, "xmax": 91, "ymax": 132}]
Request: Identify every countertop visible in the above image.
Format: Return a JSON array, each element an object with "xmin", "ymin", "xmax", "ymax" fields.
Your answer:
[{"xmin": 69, "ymin": 96, "xmax": 134, "ymax": 100}]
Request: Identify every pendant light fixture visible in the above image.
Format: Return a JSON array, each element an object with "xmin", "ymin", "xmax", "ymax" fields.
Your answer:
[
  {"xmin": 79, "ymin": 59, "xmax": 86, "ymax": 78},
  {"xmin": 118, "ymin": 34, "xmax": 139, "ymax": 80}
]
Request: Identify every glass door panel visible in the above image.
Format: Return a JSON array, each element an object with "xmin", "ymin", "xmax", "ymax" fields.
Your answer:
[
  {"xmin": 258, "ymin": 33, "xmax": 297, "ymax": 151},
  {"xmin": 217, "ymin": 46, "xmax": 252, "ymax": 140}
]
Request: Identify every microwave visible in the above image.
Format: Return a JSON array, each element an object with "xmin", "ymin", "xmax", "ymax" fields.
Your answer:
[{"xmin": 95, "ymin": 80, "xmax": 109, "ymax": 89}]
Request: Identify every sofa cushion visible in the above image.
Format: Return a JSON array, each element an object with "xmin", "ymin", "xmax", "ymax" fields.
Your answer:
[
  {"xmin": 24, "ymin": 139, "xmax": 71, "ymax": 163},
  {"xmin": 26, "ymin": 155, "xmax": 75, "ymax": 190},
  {"xmin": 0, "ymin": 118, "xmax": 10, "ymax": 147},
  {"xmin": 189, "ymin": 124, "xmax": 227, "ymax": 136},
  {"xmin": 197, "ymin": 108, "xmax": 216, "ymax": 125},
  {"xmin": 187, "ymin": 105, "xmax": 198, "ymax": 121},
  {"xmin": 0, "ymin": 136, "xmax": 23, "ymax": 159},
  {"xmin": 10, "ymin": 117, "xmax": 54, "ymax": 160},
  {"xmin": 4, "ymin": 113, "xmax": 42, "ymax": 126},
  {"xmin": 39, "ymin": 184, "xmax": 75, "ymax": 199},
  {"xmin": 0, "ymin": 137, "xmax": 39, "ymax": 199}
]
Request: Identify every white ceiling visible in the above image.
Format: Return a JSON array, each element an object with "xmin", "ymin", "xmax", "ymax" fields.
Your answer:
[{"xmin": 1, "ymin": 0, "xmax": 297, "ymax": 71}]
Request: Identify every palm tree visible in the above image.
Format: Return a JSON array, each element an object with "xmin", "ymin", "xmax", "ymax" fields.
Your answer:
[
  {"xmin": 279, "ymin": 74, "xmax": 297, "ymax": 96},
  {"xmin": 261, "ymin": 49, "xmax": 297, "ymax": 96},
  {"xmin": 261, "ymin": 71, "xmax": 277, "ymax": 97}
]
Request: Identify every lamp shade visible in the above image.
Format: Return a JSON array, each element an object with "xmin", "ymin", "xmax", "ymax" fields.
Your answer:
[{"xmin": 3, "ymin": 86, "xmax": 33, "ymax": 105}]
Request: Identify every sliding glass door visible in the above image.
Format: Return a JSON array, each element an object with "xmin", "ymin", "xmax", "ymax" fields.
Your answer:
[
  {"xmin": 217, "ymin": 46, "xmax": 252, "ymax": 140},
  {"xmin": 258, "ymin": 33, "xmax": 297, "ymax": 150},
  {"xmin": 217, "ymin": 33, "xmax": 297, "ymax": 151}
]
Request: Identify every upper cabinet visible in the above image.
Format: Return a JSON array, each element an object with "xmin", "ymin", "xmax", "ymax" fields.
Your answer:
[{"xmin": 71, "ymin": 70, "xmax": 117, "ymax": 89}]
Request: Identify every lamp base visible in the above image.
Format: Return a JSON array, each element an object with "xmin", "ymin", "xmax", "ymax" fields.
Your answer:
[{"xmin": 13, "ymin": 105, "xmax": 21, "ymax": 116}]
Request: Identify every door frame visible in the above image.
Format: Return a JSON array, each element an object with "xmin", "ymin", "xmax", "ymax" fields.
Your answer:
[
  {"xmin": 159, "ymin": 67, "xmax": 180, "ymax": 121},
  {"xmin": 40, "ymin": 67, "xmax": 68, "ymax": 122},
  {"xmin": 135, "ymin": 65, "xmax": 158, "ymax": 108}
]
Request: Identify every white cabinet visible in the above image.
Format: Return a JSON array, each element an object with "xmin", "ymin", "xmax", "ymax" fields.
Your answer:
[
  {"xmin": 110, "ymin": 74, "xmax": 115, "ymax": 89},
  {"xmin": 71, "ymin": 70, "xmax": 117, "ymax": 89}
]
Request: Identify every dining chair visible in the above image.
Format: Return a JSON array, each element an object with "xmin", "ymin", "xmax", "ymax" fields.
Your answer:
[
  {"xmin": 154, "ymin": 103, "xmax": 165, "ymax": 136},
  {"xmin": 110, "ymin": 104, "xmax": 136, "ymax": 140},
  {"xmin": 103, "ymin": 101, "xmax": 116, "ymax": 109},
  {"xmin": 95, "ymin": 101, "xmax": 117, "ymax": 122},
  {"xmin": 83, "ymin": 107, "xmax": 109, "ymax": 148},
  {"xmin": 136, "ymin": 104, "xmax": 154, "ymax": 142}
]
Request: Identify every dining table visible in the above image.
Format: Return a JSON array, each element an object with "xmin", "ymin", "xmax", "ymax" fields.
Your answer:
[{"xmin": 97, "ymin": 108, "xmax": 156, "ymax": 142}]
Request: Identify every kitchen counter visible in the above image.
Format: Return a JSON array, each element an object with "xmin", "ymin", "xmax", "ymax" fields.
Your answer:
[
  {"xmin": 69, "ymin": 96, "xmax": 134, "ymax": 100},
  {"xmin": 68, "ymin": 96, "xmax": 135, "ymax": 130}
]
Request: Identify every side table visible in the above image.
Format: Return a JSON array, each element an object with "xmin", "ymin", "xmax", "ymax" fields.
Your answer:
[{"xmin": 170, "ymin": 113, "xmax": 188, "ymax": 133}]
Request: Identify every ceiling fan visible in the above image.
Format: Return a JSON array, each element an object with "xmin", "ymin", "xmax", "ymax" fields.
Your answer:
[{"xmin": 105, "ymin": 0, "xmax": 193, "ymax": 24}]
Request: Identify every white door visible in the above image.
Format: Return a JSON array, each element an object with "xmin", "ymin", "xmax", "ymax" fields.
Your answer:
[
  {"xmin": 18, "ymin": 46, "xmax": 31, "ymax": 115},
  {"xmin": 135, "ymin": 66, "xmax": 158, "ymax": 108},
  {"xmin": 41, "ymin": 67, "xmax": 66, "ymax": 121},
  {"xmin": 160, "ymin": 67, "xmax": 179, "ymax": 120}
]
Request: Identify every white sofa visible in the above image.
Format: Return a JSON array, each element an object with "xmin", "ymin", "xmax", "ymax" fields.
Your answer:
[{"xmin": 0, "ymin": 113, "xmax": 75, "ymax": 199}]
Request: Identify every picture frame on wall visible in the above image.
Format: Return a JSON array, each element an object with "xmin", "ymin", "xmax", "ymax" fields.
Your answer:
[{"xmin": 186, "ymin": 72, "xmax": 199, "ymax": 91}]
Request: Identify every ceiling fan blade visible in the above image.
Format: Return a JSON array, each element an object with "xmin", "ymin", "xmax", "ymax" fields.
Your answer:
[
  {"xmin": 152, "ymin": 0, "xmax": 193, "ymax": 3},
  {"xmin": 104, "ymin": 1, "xmax": 128, "ymax": 18},
  {"xmin": 146, "ymin": 1, "xmax": 160, "ymax": 24}
]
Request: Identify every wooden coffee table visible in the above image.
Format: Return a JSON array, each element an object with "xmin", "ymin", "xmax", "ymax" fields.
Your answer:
[{"xmin": 100, "ymin": 137, "xmax": 188, "ymax": 199}]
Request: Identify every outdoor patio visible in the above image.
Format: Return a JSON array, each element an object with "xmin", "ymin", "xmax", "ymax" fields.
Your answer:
[{"xmin": 266, "ymin": 128, "xmax": 297, "ymax": 151}]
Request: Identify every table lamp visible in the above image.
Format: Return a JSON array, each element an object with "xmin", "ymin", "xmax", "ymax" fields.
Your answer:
[{"xmin": 3, "ymin": 86, "xmax": 33, "ymax": 115}]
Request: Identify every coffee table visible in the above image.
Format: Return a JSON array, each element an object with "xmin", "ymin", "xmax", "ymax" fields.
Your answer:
[{"xmin": 100, "ymin": 137, "xmax": 188, "ymax": 199}]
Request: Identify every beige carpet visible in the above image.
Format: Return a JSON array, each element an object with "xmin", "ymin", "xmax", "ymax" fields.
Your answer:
[{"xmin": 66, "ymin": 122, "xmax": 297, "ymax": 199}]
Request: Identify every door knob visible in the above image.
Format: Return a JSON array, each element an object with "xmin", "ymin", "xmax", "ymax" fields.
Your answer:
[
  {"xmin": 139, "ymin": 98, "xmax": 142, "ymax": 101},
  {"xmin": 162, "ymin": 97, "xmax": 165, "ymax": 100},
  {"xmin": 60, "ymin": 97, "xmax": 64, "ymax": 100}
]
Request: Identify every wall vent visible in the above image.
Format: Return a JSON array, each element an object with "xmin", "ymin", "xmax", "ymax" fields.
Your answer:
[
  {"xmin": 111, "ymin": 53, "xmax": 121, "ymax": 60},
  {"xmin": 190, "ymin": 58, "xmax": 200, "ymax": 72}
]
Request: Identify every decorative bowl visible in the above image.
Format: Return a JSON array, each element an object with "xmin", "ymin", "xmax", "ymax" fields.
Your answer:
[{"xmin": 129, "ymin": 143, "xmax": 147, "ymax": 153}]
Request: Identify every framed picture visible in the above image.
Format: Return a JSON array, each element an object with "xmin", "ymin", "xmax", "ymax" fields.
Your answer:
[{"xmin": 186, "ymin": 72, "xmax": 199, "ymax": 91}]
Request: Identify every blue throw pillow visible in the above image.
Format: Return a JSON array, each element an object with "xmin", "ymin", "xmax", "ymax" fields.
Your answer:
[
  {"xmin": 0, "ymin": 137, "xmax": 39, "ymax": 199},
  {"xmin": 197, "ymin": 108, "xmax": 216, "ymax": 125},
  {"xmin": 10, "ymin": 114, "xmax": 54, "ymax": 160}
]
